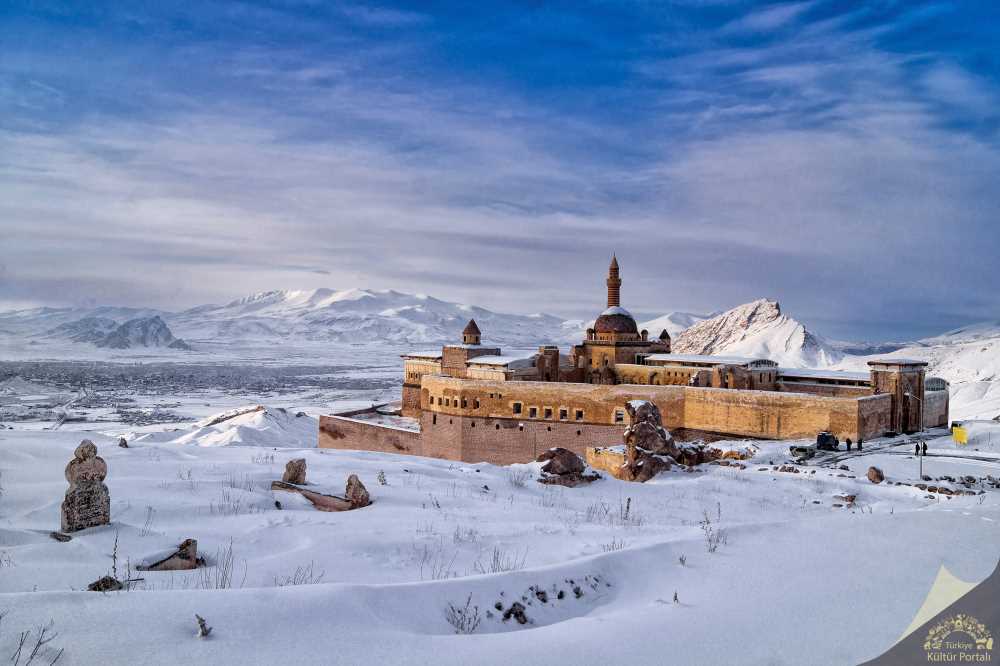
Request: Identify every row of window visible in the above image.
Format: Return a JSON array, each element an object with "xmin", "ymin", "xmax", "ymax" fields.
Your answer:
[
  {"xmin": 431, "ymin": 396, "xmax": 481, "ymax": 409},
  {"xmin": 428, "ymin": 395, "xmax": 626, "ymax": 425},
  {"xmin": 429, "ymin": 413, "xmax": 587, "ymax": 436},
  {"xmin": 511, "ymin": 402, "xmax": 626, "ymax": 423}
]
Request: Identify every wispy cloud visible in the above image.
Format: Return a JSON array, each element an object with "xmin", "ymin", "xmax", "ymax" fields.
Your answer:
[
  {"xmin": 0, "ymin": 1, "xmax": 997, "ymax": 340},
  {"xmin": 723, "ymin": 1, "xmax": 813, "ymax": 33}
]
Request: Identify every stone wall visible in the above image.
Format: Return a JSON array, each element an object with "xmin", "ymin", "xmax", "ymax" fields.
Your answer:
[
  {"xmin": 419, "ymin": 412, "xmax": 621, "ymax": 465},
  {"xmin": 679, "ymin": 386, "xmax": 869, "ymax": 440},
  {"xmin": 318, "ymin": 415, "xmax": 422, "ymax": 456},
  {"xmin": 856, "ymin": 394, "xmax": 893, "ymax": 440},
  {"xmin": 923, "ymin": 389, "xmax": 949, "ymax": 428},
  {"xmin": 776, "ymin": 381, "xmax": 872, "ymax": 399},
  {"xmin": 418, "ymin": 375, "xmax": 882, "ymax": 442},
  {"xmin": 401, "ymin": 385, "xmax": 422, "ymax": 418}
]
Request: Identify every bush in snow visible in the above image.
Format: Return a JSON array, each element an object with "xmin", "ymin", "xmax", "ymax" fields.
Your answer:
[
  {"xmin": 505, "ymin": 468, "xmax": 532, "ymax": 489},
  {"xmin": 473, "ymin": 546, "xmax": 527, "ymax": 574},
  {"xmin": 444, "ymin": 595, "xmax": 481, "ymax": 635},
  {"xmin": 700, "ymin": 510, "xmax": 728, "ymax": 553},
  {"xmin": 1, "ymin": 614, "xmax": 64, "ymax": 666}
]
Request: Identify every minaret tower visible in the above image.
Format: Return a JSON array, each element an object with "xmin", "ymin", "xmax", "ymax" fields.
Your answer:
[{"xmin": 606, "ymin": 254, "xmax": 622, "ymax": 308}]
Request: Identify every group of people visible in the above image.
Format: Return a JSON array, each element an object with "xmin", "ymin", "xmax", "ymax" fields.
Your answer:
[{"xmin": 845, "ymin": 437, "xmax": 863, "ymax": 452}]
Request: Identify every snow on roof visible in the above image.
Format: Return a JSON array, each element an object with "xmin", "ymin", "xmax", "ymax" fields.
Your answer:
[
  {"xmin": 645, "ymin": 353, "xmax": 764, "ymax": 366},
  {"xmin": 601, "ymin": 306, "xmax": 633, "ymax": 317},
  {"xmin": 402, "ymin": 351, "xmax": 442, "ymax": 360},
  {"xmin": 467, "ymin": 353, "xmax": 536, "ymax": 368},
  {"xmin": 867, "ymin": 358, "xmax": 928, "ymax": 366},
  {"xmin": 778, "ymin": 368, "xmax": 870, "ymax": 382}
]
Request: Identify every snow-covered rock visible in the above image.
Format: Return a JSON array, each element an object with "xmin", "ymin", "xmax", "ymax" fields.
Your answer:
[
  {"xmin": 95, "ymin": 316, "xmax": 191, "ymax": 350},
  {"xmin": 45, "ymin": 316, "xmax": 120, "ymax": 343},
  {"xmin": 672, "ymin": 299, "xmax": 841, "ymax": 368}
]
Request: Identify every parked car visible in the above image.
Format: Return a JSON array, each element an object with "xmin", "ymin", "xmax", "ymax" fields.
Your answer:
[{"xmin": 815, "ymin": 431, "xmax": 839, "ymax": 451}]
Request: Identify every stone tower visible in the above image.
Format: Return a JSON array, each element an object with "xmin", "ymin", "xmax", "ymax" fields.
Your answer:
[
  {"xmin": 658, "ymin": 328, "xmax": 671, "ymax": 353},
  {"xmin": 867, "ymin": 359, "xmax": 928, "ymax": 434},
  {"xmin": 462, "ymin": 319, "xmax": 481, "ymax": 346},
  {"xmin": 606, "ymin": 255, "xmax": 622, "ymax": 308}
]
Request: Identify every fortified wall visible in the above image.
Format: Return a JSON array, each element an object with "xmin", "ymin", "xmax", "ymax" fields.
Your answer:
[{"xmin": 320, "ymin": 376, "xmax": 896, "ymax": 465}]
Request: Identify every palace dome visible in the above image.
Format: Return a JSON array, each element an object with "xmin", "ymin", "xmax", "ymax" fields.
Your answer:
[{"xmin": 594, "ymin": 306, "xmax": 639, "ymax": 335}]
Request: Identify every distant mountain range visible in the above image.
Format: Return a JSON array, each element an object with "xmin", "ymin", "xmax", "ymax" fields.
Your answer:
[{"xmin": 2, "ymin": 288, "xmax": 998, "ymax": 418}]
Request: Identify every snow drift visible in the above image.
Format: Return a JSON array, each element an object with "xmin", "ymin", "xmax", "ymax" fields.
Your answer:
[{"xmin": 130, "ymin": 405, "xmax": 318, "ymax": 448}]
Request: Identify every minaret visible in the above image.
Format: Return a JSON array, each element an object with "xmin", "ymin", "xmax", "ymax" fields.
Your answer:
[{"xmin": 606, "ymin": 254, "xmax": 621, "ymax": 308}]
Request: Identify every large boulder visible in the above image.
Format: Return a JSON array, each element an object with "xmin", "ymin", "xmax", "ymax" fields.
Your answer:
[
  {"xmin": 282, "ymin": 458, "xmax": 307, "ymax": 485},
  {"xmin": 620, "ymin": 449, "xmax": 670, "ymax": 483},
  {"xmin": 536, "ymin": 448, "xmax": 585, "ymax": 476},
  {"xmin": 345, "ymin": 474, "xmax": 371, "ymax": 509},
  {"xmin": 867, "ymin": 466, "xmax": 885, "ymax": 484},
  {"xmin": 624, "ymin": 401, "xmax": 675, "ymax": 456},
  {"xmin": 535, "ymin": 448, "xmax": 599, "ymax": 487}
]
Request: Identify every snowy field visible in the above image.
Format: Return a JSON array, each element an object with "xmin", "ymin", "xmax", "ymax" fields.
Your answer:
[{"xmin": 1, "ymin": 416, "xmax": 998, "ymax": 665}]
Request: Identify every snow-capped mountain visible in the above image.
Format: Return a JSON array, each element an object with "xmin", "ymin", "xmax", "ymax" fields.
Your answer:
[
  {"xmin": 672, "ymin": 299, "xmax": 841, "ymax": 368},
  {"xmin": 639, "ymin": 312, "xmax": 706, "ymax": 338},
  {"xmin": 166, "ymin": 288, "xmax": 566, "ymax": 346},
  {"xmin": 96, "ymin": 316, "xmax": 191, "ymax": 350},
  {"xmin": 45, "ymin": 316, "xmax": 120, "ymax": 343},
  {"xmin": 558, "ymin": 311, "xmax": 706, "ymax": 344},
  {"xmin": 37, "ymin": 313, "xmax": 191, "ymax": 350}
]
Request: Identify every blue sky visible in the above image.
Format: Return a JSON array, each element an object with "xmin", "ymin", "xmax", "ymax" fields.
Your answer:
[{"xmin": 1, "ymin": 1, "xmax": 998, "ymax": 340}]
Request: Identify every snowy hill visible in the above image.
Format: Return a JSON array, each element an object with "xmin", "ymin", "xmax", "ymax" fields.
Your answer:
[
  {"xmin": 672, "ymin": 299, "xmax": 841, "ymax": 368},
  {"xmin": 167, "ymin": 288, "xmax": 565, "ymax": 346},
  {"xmin": 96, "ymin": 315, "xmax": 191, "ymax": 350},
  {"xmin": 837, "ymin": 321, "xmax": 1000, "ymax": 420},
  {"xmin": 639, "ymin": 312, "xmax": 706, "ymax": 338},
  {"xmin": 128, "ymin": 405, "xmax": 318, "ymax": 448}
]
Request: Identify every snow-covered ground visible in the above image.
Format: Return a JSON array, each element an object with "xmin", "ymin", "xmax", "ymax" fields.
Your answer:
[{"xmin": 1, "ymin": 416, "xmax": 997, "ymax": 665}]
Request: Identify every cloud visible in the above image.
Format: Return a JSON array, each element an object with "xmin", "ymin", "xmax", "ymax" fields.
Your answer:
[
  {"xmin": 723, "ymin": 1, "xmax": 813, "ymax": 33},
  {"xmin": 0, "ymin": 1, "xmax": 997, "ymax": 341}
]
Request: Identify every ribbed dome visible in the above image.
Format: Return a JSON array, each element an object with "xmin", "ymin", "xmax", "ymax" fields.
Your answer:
[{"xmin": 462, "ymin": 319, "xmax": 481, "ymax": 335}]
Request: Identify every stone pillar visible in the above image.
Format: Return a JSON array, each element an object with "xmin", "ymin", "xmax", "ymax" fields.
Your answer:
[{"xmin": 61, "ymin": 440, "xmax": 110, "ymax": 532}]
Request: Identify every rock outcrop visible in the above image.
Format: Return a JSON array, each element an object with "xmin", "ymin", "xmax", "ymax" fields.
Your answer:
[
  {"xmin": 624, "ymin": 401, "xmax": 675, "ymax": 456},
  {"xmin": 61, "ymin": 440, "xmax": 110, "ymax": 532},
  {"xmin": 867, "ymin": 466, "xmax": 885, "ymax": 484},
  {"xmin": 345, "ymin": 474, "xmax": 371, "ymax": 509},
  {"xmin": 535, "ymin": 448, "xmax": 600, "ymax": 487},
  {"xmin": 282, "ymin": 458, "xmax": 307, "ymax": 485}
]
